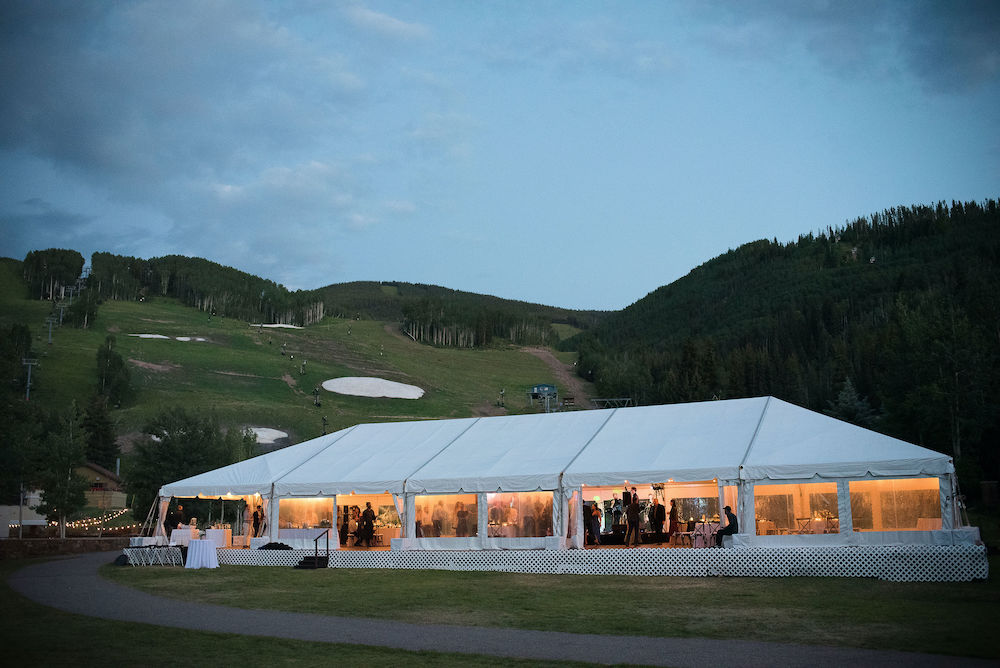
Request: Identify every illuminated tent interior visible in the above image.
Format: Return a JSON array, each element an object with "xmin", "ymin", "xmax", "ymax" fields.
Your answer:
[{"xmin": 156, "ymin": 396, "xmax": 978, "ymax": 550}]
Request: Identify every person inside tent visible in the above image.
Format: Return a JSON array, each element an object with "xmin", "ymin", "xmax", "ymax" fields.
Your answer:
[{"xmin": 716, "ymin": 506, "xmax": 739, "ymax": 547}]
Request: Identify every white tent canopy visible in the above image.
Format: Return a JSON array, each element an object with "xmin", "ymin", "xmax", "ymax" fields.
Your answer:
[{"xmin": 158, "ymin": 396, "xmax": 962, "ymax": 548}]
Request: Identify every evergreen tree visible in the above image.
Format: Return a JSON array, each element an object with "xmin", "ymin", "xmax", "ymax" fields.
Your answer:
[
  {"xmin": 34, "ymin": 408, "xmax": 89, "ymax": 539},
  {"xmin": 824, "ymin": 378, "xmax": 879, "ymax": 429},
  {"xmin": 96, "ymin": 335, "xmax": 131, "ymax": 406},
  {"xmin": 123, "ymin": 407, "xmax": 257, "ymax": 521},
  {"xmin": 81, "ymin": 395, "xmax": 118, "ymax": 470}
]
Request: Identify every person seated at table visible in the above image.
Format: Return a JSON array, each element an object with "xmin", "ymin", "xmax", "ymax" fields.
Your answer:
[{"xmin": 715, "ymin": 505, "xmax": 739, "ymax": 547}]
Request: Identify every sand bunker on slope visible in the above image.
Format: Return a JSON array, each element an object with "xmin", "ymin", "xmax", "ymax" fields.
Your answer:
[
  {"xmin": 322, "ymin": 377, "xmax": 424, "ymax": 399},
  {"xmin": 129, "ymin": 334, "xmax": 207, "ymax": 341},
  {"xmin": 249, "ymin": 427, "xmax": 288, "ymax": 444}
]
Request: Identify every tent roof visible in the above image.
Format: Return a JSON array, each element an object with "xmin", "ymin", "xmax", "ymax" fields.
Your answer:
[
  {"xmin": 562, "ymin": 397, "xmax": 769, "ymax": 486},
  {"xmin": 741, "ymin": 397, "xmax": 953, "ymax": 479},
  {"xmin": 407, "ymin": 409, "xmax": 616, "ymax": 493},
  {"xmin": 159, "ymin": 427, "xmax": 353, "ymax": 498},
  {"xmin": 159, "ymin": 397, "xmax": 953, "ymax": 498},
  {"xmin": 275, "ymin": 418, "xmax": 479, "ymax": 496}
]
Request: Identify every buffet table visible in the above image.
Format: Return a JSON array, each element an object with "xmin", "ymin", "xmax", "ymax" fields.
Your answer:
[
  {"xmin": 205, "ymin": 528, "xmax": 232, "ymax": 548},
  {"xmin": 185, "ymin": 539, "xmax": 219, "ymax": 569},
  {"xmin": 170, "ymin": 526, "xmax": 198, "ymax": 546}
]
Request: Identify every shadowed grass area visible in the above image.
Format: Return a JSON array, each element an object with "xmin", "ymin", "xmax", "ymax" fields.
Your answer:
[
  {"xmin": 102, "ymin": 557, "xmax": 999, "ymax": 659},
  {"xmin": 0, "ymin": 559, "xmax": 596, "ymax": 667}
]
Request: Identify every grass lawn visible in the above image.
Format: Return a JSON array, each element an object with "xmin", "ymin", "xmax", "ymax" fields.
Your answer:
[
  {"xmin": 101, "ymin": 555, "xmax": 1000, "ymax": 660},
  {"xmin": 0, "ymin": 559, "xmax": 592, "ymax": 667}
]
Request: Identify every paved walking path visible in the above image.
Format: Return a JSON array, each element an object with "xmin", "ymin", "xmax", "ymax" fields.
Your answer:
[{"xmin": 7, "ymin": 551, "xmax": 991, "ymax": 667}]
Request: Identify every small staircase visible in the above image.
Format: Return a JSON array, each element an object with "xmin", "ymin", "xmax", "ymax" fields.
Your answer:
[{"xmin": 294, "ymin": 555, "xmax": 328, "ymax": 569}]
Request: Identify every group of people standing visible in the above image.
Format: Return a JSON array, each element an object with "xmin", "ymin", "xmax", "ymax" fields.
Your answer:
[
  {"xmin": 587, "ymin": 487, "xmax": 738, "ymax": 547},
  {"xmin": 340, "ymin": 502, "xmax": 377, "ymax": 547}
]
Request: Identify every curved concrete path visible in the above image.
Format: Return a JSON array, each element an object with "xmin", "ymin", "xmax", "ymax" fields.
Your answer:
[{"xmin": 7, "ymin": 551, "xmax": 991, "ymax": 667}]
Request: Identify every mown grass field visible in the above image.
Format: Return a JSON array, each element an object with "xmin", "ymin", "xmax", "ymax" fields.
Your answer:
[
  {"xmin": 0, "ymin": 559, "xmax": 587, "ymax": 667},
  {"xmin": 0, "ymin": 260, "xmax": 594, "ymax": 442},
  {"xmin": 98, "ymin": 558, "xmax": 998, "ymax": 660}
]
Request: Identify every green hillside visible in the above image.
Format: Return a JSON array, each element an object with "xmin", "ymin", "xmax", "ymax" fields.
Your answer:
[{"xmin": 0, "ymin": 268, "xmax": 590, "ymax": 443}]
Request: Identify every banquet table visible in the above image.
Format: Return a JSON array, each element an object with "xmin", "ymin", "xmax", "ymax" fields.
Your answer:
[
  {"xmin": 129, "ymin": 536, "xmax": 166, "ymax": 547},
  {"xmin": 205, "ymin": 528, "xmax": 232, "ymax": 548},
  {"xmin": 795, "ymin": 518, "xmax": 829, "ymax": 534},
  {"xmin": 185, "ymin": 539, "xmax": 219, "ymax": 569},
  {"xmin": 277, "ymin": 528, "xmax": 331, "ymax": 541},
  {"xmin": 170, "ymin": 526, "xmax": 198, "ymax": 546},
  {"xmin": 756, "ymin": 520, "xmax": 777, "ymax": 535},
  {"xmin": 693, "ymin": 522, "xmax": 720, "ymax": 548}
]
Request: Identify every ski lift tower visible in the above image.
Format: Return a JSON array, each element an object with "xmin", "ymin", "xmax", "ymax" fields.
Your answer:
[{"xmin": 527, "ymin": 383, "xmax": 558, "ymax": 413}]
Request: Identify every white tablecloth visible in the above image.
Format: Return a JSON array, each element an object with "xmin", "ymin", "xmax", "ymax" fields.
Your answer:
[
  {"xmin": 170, "ymin": 527, "xmax": 198, "ymax": 546},
  {"xmin": 277, "ymin": 528, "xmax": 332, "ymax": 541},
  {"xmin": 130, "ymin": 536, "xmax": 167, "ymax": 546},
  {"xmin": 693, "ymin": 522, "xmax": 720, "ymax": 548},
  {"xmin": 205, "ymin": 528, "xmax": 232, "ymax": 548},
  {"xmin": 185, "ymin": 539, "xmax": 219, "ymax": 569}
]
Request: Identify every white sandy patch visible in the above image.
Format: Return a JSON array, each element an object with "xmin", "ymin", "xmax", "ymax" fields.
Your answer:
[
  {"xmin": 129, "ymin": 333, "xmax": 207, "ymax": 342},
  {"xmin": 250, "ymin": 427, "xmax": 288, "ymax": 444},
  {"xmin": 251, "ymin": 323, "xmax": 303, "ymax": 329},
  {"xmin": 322, "ymin": 377, "xmax": 424, "ymax": 399}
]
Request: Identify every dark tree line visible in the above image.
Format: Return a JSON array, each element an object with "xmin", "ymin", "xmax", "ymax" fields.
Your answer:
[
  {"xmin": 85, "ymin": 253, "xmax": 606, "ymax": 346},
  {"xmin": 571, "ymin": 199, "xmax": 1000, "ymax": 499},
  {"xmin": 22, "ymin": 249, "xmax": 84, "ymax": 301},
  {"xmin": 89, "ymin": 253, "xmax": 324, "ymax": 325}
]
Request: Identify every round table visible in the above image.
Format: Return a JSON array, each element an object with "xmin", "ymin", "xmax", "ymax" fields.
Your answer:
[{"xmin": 185, "ymin": 539, "xmax": 219, "ymax": 569}]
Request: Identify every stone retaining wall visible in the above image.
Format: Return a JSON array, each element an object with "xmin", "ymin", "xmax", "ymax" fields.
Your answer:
[{"xmin": 1, "ymin": 537, "xmax": 130, "ymax": 560}]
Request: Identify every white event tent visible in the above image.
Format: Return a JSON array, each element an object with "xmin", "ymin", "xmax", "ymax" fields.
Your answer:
[{"xmin": 156, "ymin": 396, "xmax": 976, "ymax": 550}]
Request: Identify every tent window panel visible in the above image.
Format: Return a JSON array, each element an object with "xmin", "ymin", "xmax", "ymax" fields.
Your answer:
[
  {"xmin": 755, "ymin": 494, "xmax": 793, "ymax": 533},
  {"xmin": 849, "ymin": 478, "xmax": 941, "ymax": 531},
  {"xmin": 754, "ymin": 482, "xmax": 838, "ymax": 534},
  {"xmin": 414, "ymin": 494, "xmax": 478, "ymax": 537},
  {"xmin": 674, "ymin": 497, "xmax": 720, "ymax": 525},
  {"xmin": 278, "ymin": 498, "xmax": 334, "ymax": 530},
  {"xmin": 487, "ymin": 492, "xmax": 553, "ymax": 537}
]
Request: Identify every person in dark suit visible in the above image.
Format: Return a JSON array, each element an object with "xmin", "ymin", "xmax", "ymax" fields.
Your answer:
[
  {"xmin": 624, "ymin": 495, "xmax": 641, "ymax": 547},
  {"xmin": 716, "ymin": 505, "xmax": 739, "ymax": 547},
  {"xmin": 360, "ymin": 501, "xmax": 376, "ymax": 547},
  {"xmin": 252, "ymin": 505, "xmax": 263, "ymax": 537},
  {"xmin": 648, "ymin": 497, "xmax": 666, "ymax": 543},
  {"xmin": 667, "ymin": 498, "xmax": 679, "ymax": 542}
]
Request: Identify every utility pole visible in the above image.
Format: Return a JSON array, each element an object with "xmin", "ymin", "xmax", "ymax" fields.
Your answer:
[
  {"xmin": 22, "ymin": 358, "xmax": 38, "ymax": 401},
  {"xmin": 45, "ymin": 316, "xmax": 56, "ymax": 344}
]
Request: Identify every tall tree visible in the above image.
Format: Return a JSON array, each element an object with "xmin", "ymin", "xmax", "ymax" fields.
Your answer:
[
  {"xmin": 81, "ymin": 395, "xmax": 118, "ymax": 470},
  {"xmin": 123, "ymin": 407, "xmax": 257, "ymax": 521},
  {"xmin": 824, "ymin": 378, "xmax": 879, "ymax": 429},
  {"xmin": 34, "ymin": 408, "xmax": 89, "ymax": 539},
  {"xmin": 96, "ymin": 335, "xmax": 131, "ymax": 406}
]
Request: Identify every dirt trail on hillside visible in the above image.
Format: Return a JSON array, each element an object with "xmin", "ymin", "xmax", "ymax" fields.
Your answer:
[{"xmin": 521, "ymin": 347, "xmax": 592, "ymax": 406}]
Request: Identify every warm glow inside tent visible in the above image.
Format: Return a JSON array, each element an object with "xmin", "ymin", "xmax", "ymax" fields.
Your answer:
[{"xmin": 157, "ymin": 396, "xmax": 975, "ymax": 551}]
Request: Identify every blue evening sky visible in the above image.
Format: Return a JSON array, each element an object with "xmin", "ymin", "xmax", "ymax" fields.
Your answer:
[{"xmin": 1, "ymin": 1, "xmax": 997, "ymax": 310}]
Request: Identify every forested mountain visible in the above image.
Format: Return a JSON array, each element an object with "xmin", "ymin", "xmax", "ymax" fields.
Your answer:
[
  {"xmin": 571, "ymin": 199, "xmax": 1000, "ymax": 497},
  {"xmin": 79, "ymin": 254, "xmax": 605, "ymax": 346}
]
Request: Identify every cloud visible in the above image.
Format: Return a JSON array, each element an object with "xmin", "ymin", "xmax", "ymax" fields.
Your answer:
[
  {"xmin": 697, "ymin": 0, "xmax": 1000, "ymax": 94},
  {"xmin": 341, "ymin": 3, "xmax": 429, "ymax": 41}
]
